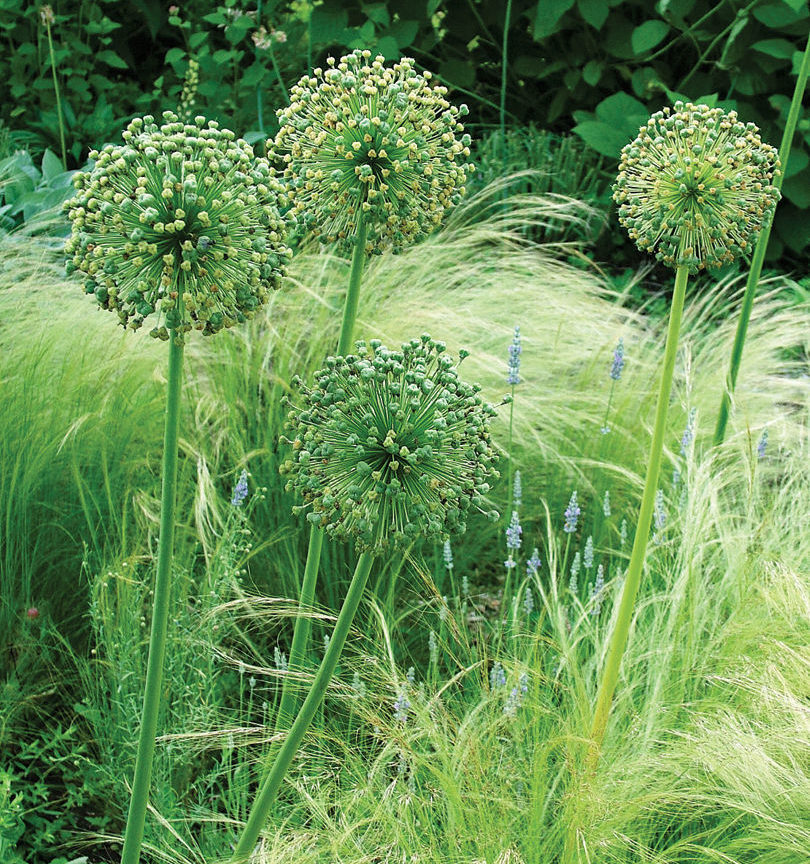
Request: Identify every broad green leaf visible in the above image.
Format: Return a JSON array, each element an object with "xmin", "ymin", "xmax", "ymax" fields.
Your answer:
[
  {"xmin": 365, "ymin": 3, "xmax": 390, "ymax": 26},
  {"xmin": 572, "ymin": 120, "xmax": 633, "ymax": 157},
  {"xmin": 375, "ymin": 36, "xmax": 400, "ymax": 60},
  {"xmin": 583, "ymin": 59, "xmax": 603, "ymax": 85},
  {"xmin": 594, "ymin": 92, "xmax": 648, "ymax": 128},
  {"xmin": 41, "ymin": 149, "xmax": 64, "ymax": 182},
  {"xmin": 784, "ymin": 147, "xmax": 809, "ymax": 179},
  {"xmin": 388, "ymin": 19, "xmax": 419, "ymax": 49},
  {"xmin": 753, "ymin": 2, "xmax": 807, "ymax": 27},
  {"xmin": 438, "ymin": 59, "xmax": 475, "ymax": 88},
  {"xmin": 578, "ymin": 0, "xmax": 609, "ymax": 30},
  {"xmin": 190, "ymin": 32, "xmax": 207, "ymax": 49},
  {"xmin": 533, "ymin": 0, "xmax": 575, "ymax": 40},
  {"xmin": 782, "ymin": 165, "xmax": 810, "ymax": 208},
  {"xmin": 96, "ymin": 50, "xmax": 128, "ymax": 69},
  {"xmin": 752, "ymin": 38, "xmax": 796, "ymax": 59},
  {"xmin": 631, "ymin": 19, "xmax": 669, "ymax": 54},
  {"xmin": 165, "ymin": 47, "xmax": 186, "ymax": 65}
]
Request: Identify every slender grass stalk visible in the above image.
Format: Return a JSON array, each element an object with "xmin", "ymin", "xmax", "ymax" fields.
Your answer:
[
  {"xmin": 120, "ymin": 333, "xmax": 184, "ymax": 864},
  {"xmin": 588, "ymin": 264, "xmax": 688, "ymax": 762},
  {"xmin": 231, "ymin": 552, "xmax": 375, "ymax": 863},
  {"xmin": 41, "ymin": 7, "xmax": 67, "ymax": 169},
  {"xmin": 713, "ymin": 30, "xmax": 810, "ymax": 446}
]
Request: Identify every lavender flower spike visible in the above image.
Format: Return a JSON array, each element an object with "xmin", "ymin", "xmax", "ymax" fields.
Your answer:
[
  {"xmin": 231, "ymin": 469, "xmax": 249, "ymax": 507},
  {"xmin": 610, "ymin": 338, "xmax": 625, "ymax": 381},
  {"xmin": 507, "ymin": 325, "xmax": 521, "ymax": 385},
  {"xmin": 563, "ymin": 491, "xmax": 580, "ymax": 534}
]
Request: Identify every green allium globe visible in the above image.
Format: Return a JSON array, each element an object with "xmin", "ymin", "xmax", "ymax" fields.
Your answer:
[
  {"xmin": 613, "ymin": 101, "xmax": 780, "ymax": 271},
  {"xmin": 273, "ymin": 50, "xmax": 473, "ymax": 253},
  {"xmin": 65, "ymin": 111, "xmax": 291, "ymax": 340},
  {"xmin": 282, "ymin": 335, "xmax": 499, "ymax": 553}
]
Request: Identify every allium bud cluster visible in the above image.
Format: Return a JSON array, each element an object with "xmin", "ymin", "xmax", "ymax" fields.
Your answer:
[
  {"xmin": 282, "ymin": 335, "xmax": 499, "ymax": 553},
  {"xmin": 65, "ymin": 112, "xmax": 291, "ymax": 341},
  {"xmin": 273, "ymin": 49, "xmax": 473, "ymax": 253},
  {"xmin": 614, "ymin": 101, "xmax": 780, "ymax": 271}
]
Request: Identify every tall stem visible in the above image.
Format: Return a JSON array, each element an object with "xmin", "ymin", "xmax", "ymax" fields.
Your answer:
[
  {"xmin": 500, "ymin": 0, "xmax": 512, "ymax": 164},
  {"xmin": 231, "ymin": 553, "xmax": 375, "ymax": 863},
  {"xmin": 266, "ymin": 216, "xmax": 368, "ymax": 774},
  {"xmin": 713, "ymin": 30, "xmax": 810, "ymax": 446},
  {"xmin": 337, "ymin": 217, "xmax": 368, "ymax": 355},
  {"xmin": 45, "ymin": 19, "xmax": 67, "ymax": 169},
  {"xmin": 120, "ymin": 333, "xmax": 184, "ymax": 864},
  {"xmin": 588, "ymin": 264, "xmax": 689, "ymax": 765}
]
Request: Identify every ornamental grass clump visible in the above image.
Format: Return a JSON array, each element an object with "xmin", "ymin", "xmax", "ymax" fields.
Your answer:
[
  {"xmin": 588, "ymin": 99, "xmax": 780, "ymax": 778},
  {"xmin": 231, "ymin": 336, "xmax": 498, "ymax": 861},
  {"xmin": 63, "ymin": 111, "xmax": 290, "ymax": 864},
  {"xmin": 274, "ymin": 48, "xmax": 473, "ymax": 253}
]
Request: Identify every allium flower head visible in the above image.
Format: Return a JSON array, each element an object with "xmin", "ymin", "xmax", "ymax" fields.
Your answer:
[
  {"xmin": 273, "ymin": 50, "xmax": 472, "ymax": 252},
  {"xmin": 282, "ymin": 335, "xmax": 499, "ymax": 553},
  {"xmin": 65, "ymin": 112, "xmax": 291, "ymax": 341},
  {"xmin": 614, "ymin": 102, "xmax": 780, "ymax": 271}
]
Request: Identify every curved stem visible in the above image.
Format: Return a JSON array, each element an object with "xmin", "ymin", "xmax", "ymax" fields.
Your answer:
[
  {"xmin": 231, "ymin": 553, "xmax": 375, "ymax": 863},
  {"xmin": 337, "ymin": 217, "xmax": 368, "ymax": 356},
  {"xmin": 500, "ymin": 0, "xmax": 512, "ymax": 162},
  {"xmin": 588, "ymin": 263, "xmax": 689, "ymax": 765},
  {"xmin": 713, "ymin": 29, "xmax": 810, "ymax": 447},
  {"xmin": 120, "ymin": 333, "xmax": 185, "ymax": 864}
]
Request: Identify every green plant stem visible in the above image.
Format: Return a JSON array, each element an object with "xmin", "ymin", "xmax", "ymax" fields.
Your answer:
[
  {"xmin": 256, "ymin": 0, "xmax": 264, "ymax": 132},
  {"xmin": 337, "ymin": 217, "xmax": 368, "ymax": 355},
  {"xmin": 231, "ymin": 552, "xmax": 375, "ymax": 863},
  {"xmin": 120, "ymin": 333, "xmax": 184, "ymax": 864},
  {"xmin": 713, "ymin": 30, "xmax": 810, "ymax": 447},
  {"xmin": 44, "ymin": 20, "xmax": 67, "ymax": 169},
  {"xmin": 500, "ymin": 0, "xmax": 512, "ymax": 163},
  {"xmin": 262, "ymin": 214, "xmax": 369, "ymax": 782},
  {"xmin": 270, "ymin": 527, "xmax": 323, "ymax": 740},
  {"xmin": 588, "ymin": 263, "xmax": 688, "ymax": 766}
]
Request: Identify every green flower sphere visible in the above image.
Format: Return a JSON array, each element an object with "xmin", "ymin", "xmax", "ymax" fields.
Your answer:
[
  {"xmin": 65, "ymin": 112, "xmax": 292, "ymax": 340},
  {"xmin": 273, "ymin": 50, "xmax": 473, "ymax": 253},
  {"xmin": 613, "ymin": 101, "xmax": 780, "ymax": 271},
  {"xmin": 282, "ymin": 335, "xmax": 499, "ymax": 553}
]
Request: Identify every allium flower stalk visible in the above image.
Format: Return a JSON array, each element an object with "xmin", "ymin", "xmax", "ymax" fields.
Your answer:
[
  {"xmin": 65, "ymin": 112, "xmax": 290, "ymax": 342},
  {"xmin": 273, "ymin": 50, "xmax": 472, "ymax": 253},
  {"xmin": 282, "ymin": 336, "xmax": 499, "ymax": 553},
  {"xmin": 614, "ymin": 101, "xmax": 779, "ymax": 271},
  {"xmin": 234, "ymin": 338, "xmax": 498, "ymax": 861},
  {"xmin": 268, "ymin": 59, "xmax": 474, "ymax": 769},
  {"xmin": 65, "ymin": 114, "xmax": 290, "ymax": 864},
  {"xmin": 713, "ymin": 35, "xmax": 810, "ymax": 447},
  {"xmin": 584, "ymin": 102, "xmax": 780, "ymax": 784}
]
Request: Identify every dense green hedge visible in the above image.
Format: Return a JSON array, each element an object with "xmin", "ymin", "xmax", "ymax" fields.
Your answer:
[{"xmin": 1, "ymin": 0, "xmax": 808, "ymax": 259}]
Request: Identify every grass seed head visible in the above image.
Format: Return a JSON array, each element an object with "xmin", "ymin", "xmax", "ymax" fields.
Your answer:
[
  {"xmin": 613, "ymin": 101, "xmax": 780, "ymax": 271},
  {"xmin": 282, "ymin": 335, "xmax": 499, "ymax": 553},
  {"xmin": 272, "ymin": 50, "xmax": 473, "ymax": 253},
  {"xmin": 64, "ymin": 112, "xmax": 292, "ymax": 341}
]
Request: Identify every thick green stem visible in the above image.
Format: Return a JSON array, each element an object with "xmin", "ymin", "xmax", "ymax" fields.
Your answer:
[
  {"xmin": 120, "ymin": 334, "xmax": 184, "ymax": 864},
  {"xmin": 588, "ymin": 264, "xmax": 688, "ymax": 765},
  {"xmin": 337, "ymin": 217, "xmax": 368, "ymax": 356},
  {"xmin": 713, "ymin": 30, "xmax": 810, "ymax": 446},
  {"xmin": 45, "ymin": 20, "xmax": 67, "ymax": 169},
  {"xmin": 231, "ymin": 553, "xmax": 375, "ymax": 863}
]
